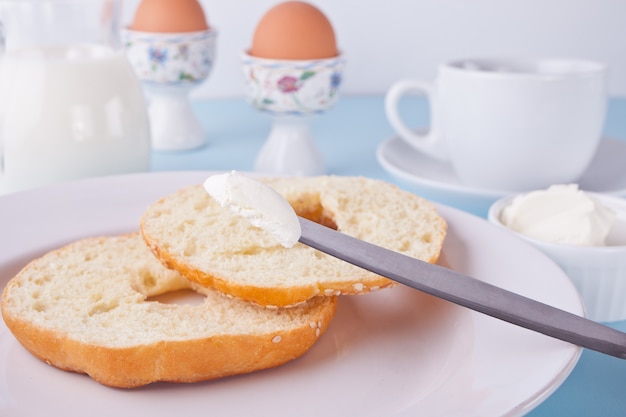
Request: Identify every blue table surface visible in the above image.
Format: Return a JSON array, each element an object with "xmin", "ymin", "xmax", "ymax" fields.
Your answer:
[{"xmin": 159, "ymin": 95, "xmax": 626, "ymax": 416}]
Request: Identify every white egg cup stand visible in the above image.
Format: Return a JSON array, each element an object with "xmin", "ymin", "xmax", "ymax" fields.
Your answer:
[
  {"xmin": 241, "ymin": 52, "xmax": 344, "ymax": 176},
  {"xmin": 255, "ymin": 116, "xmax": 324, "ymax": 175},
  {"xmin": 122, "ymin": 29, "xmax": 217, "ymax": 151},
  {"xmin": 143, "ymin": 84, "xmax": 204, "ymax": 151}
]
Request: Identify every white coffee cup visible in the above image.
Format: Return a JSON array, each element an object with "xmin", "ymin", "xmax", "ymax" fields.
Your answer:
[{"xmin": 385, "ymin": 58, "xmax": 607, "ymax": 191}]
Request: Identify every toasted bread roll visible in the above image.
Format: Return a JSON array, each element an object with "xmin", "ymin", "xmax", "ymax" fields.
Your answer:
[
  {"xmin": 140, "ymin": 176, "xmax": 447, "ymax": 307},
  {"xmin": 1, "ymin": 234, "xmax": 336, "ymax": 388}
]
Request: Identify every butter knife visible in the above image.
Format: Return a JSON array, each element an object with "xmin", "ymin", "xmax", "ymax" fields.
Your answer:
[{"xmin": 298, "ymin": 216, "xmax": 626, "ymax": 359}]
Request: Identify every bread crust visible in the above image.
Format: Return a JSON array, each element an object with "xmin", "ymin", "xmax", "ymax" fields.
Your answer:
[
  {"xmin": 1, "ymin": 293, "xmax": 336, "ymax": 388},
  {"xmin": 1, "ymin": 234, "xmax": 337, "ymax": 388},
  {"xmin": 143, "ymin": 234, "xmax": 394, "ymax": 307}
]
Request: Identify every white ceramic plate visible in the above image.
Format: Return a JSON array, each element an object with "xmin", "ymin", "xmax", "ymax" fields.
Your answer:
[
  {"xmin": 377, "ymin": 137, "xmax": 626, "ymax": 216},
  {"xmin": 0, "ymin": 171, "xmax": 583, "ymax": 417}
]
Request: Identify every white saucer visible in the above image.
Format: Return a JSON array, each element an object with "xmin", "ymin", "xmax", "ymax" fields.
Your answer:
[{"xmin": 377, "ymin": 136, "xmax": 626, "ymax": 216}]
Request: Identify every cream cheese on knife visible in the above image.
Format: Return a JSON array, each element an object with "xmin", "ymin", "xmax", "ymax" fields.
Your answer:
[{"xmin": 203, "ymin": 171, "xmax": 301, "ymax": 248}]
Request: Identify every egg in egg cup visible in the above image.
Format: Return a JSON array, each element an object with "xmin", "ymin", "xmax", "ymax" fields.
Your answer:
[
  {"xmin": 241, "ymin": 53, "xmax": 345, "ymax": 175},
  {"xmin": 121, "ymin": 28, "xmax": 217, "ymax": 151},
  {"xmin": 241, "ymin": 1, "xmax": 344, "ymax": 175}
]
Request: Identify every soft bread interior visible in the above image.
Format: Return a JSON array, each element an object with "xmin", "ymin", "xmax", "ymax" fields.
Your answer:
[{"xmin": 2, "ymin": 234, "xmax": 334, "ymax": 347}]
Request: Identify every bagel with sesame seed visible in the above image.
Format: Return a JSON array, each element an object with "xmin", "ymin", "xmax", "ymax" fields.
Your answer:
[
  {"xmin": 0, "ymin": 233, "xmax": 336, "ymax": 388},
  {"xmin": 140, "ymin": 175, "xmax": 447, "ymax": 308}
]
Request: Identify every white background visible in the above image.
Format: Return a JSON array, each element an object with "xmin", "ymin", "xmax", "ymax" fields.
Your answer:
[{"xmin": 124, "ymin": 0, "xmax": 626, "ymax": 99}]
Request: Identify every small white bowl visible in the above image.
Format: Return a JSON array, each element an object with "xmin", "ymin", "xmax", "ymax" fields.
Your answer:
[{"xmin": 488, "ymin": 192, "xmax": 626, "ymax": 322}]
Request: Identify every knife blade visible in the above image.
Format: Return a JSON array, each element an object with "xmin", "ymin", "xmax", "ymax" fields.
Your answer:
[{"xmin": 297, "ymin": 216, "xmax": 626, "ymax": 359}]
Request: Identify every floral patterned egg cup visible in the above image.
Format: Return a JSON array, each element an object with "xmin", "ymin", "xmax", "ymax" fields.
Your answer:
[
  {"xmin": 241, "ymin": 52, "xmax": 345, "ymax": 175},
  {"xmin": 122, "ymin": 29, "xmax": 217, "ymax": 151}
]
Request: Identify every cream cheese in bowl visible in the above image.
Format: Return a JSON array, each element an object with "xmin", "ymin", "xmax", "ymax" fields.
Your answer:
[
  {"xmin": 489, "ymin": 184, "xmax": 626, "ymax": 322},
  {"xmin": 500, "ymin": 184, "xmax": 616, "ymax": 246}
]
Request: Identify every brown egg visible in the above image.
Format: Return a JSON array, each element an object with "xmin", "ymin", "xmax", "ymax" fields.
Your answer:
[
  {"xmin": 250, "ymin": 1, "xmax": 338, "ymax": 60},
  {"xmin": 131, "ymin": 0, "xmax": 209, "ymax": 33}
]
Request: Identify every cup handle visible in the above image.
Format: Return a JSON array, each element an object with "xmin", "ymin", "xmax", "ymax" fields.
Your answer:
[{"xmin": 384, "ymin": 79, "xmax": 448, "ymax": 161}]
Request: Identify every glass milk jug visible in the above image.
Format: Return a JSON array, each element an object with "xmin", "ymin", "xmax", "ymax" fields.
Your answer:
[{"xmin": 0, "ymin": 0, "xmax": 151, "ymax": 195}]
